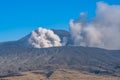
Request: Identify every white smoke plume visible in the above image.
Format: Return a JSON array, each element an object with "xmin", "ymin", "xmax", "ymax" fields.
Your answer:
[
  {"xmin": 28, "ymin": 27, "xmax": 62, "ymax": 48},
  {"xmin": 70, "ymin": 2, "xmax": 120, "ymax": 50}
]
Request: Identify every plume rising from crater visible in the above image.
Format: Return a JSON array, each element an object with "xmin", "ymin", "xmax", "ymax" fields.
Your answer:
[
  {"xmin": 19, "ymin": 2, "xmax": 120, "ymax": 50},
  {"xmin": 69, "ymin": 2, "xmax": 120, "ymax": 50},
  {"xmin": 28, "ymin": 27, "xmax": 62, "ymax": 48}
]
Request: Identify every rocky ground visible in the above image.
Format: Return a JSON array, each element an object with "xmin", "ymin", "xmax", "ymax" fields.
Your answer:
[{"xmin": 1, "ymin": 69, "xmax": 120, "ymax": 80}]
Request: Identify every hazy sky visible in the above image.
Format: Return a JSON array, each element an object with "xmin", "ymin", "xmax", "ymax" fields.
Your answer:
[{"xmin": 0, "ymin": 0, "xmax": 120, "ymax": 42}]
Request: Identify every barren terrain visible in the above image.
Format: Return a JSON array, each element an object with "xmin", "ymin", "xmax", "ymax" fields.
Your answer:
[{"xmin": 1, "ymin": 69, "xmax": 120, "ymax": 80}]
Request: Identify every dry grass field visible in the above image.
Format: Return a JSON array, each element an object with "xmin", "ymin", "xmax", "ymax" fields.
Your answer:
[{"xmin": 1, "ymin": 69, "xmax": 120, "ymax": 80}]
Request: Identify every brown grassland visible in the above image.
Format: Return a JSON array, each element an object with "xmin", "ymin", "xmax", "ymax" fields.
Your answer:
[{"xmin": 1, "ymin": 69, "xmax": 120, "ymax": 80}]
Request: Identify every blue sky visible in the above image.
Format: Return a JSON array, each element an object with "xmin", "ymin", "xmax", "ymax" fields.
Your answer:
[{"xmin": 0, "ymin": 0, "xmax": 120, "ymax": 42}]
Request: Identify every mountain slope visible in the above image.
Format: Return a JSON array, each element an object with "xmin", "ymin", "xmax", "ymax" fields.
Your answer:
[
  {"xmin": 0, "ymin": 29, "xmax": 120, "ymax": 78},
  {"xmin": 0, "ymin": 42, "xmax": 120, "ymax": 77}
]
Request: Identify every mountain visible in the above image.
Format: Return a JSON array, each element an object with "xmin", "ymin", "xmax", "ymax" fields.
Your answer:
[
  {"xmin": 0, "ymin": 29, "xmax": 120, "ymax": 78},
  {"xmin": 18, "ymin": 28, "xmax": 72, "ymax": 48}
]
